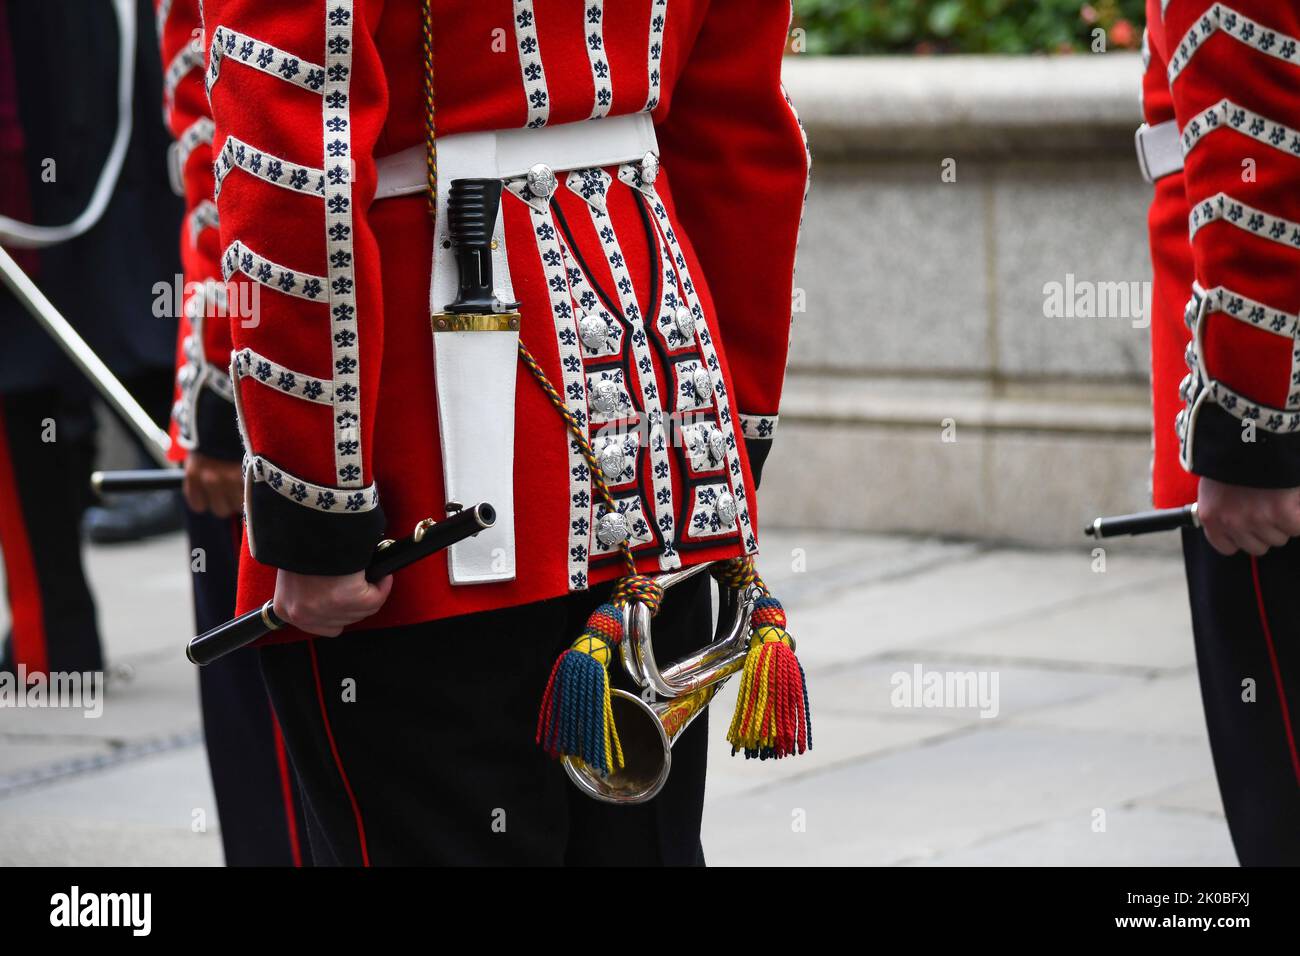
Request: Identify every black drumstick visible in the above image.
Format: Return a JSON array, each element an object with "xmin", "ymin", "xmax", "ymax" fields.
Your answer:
[
  {"xmin": 186, "ymin": 502, "xmax": 496, "ymax": 665},
  {"xmin": 91, "ymin": 468, "xmax": 184, "ymax": 495},
  {"xmin": 1084, "ymin": 503, "xmax": 1199, "ymax": 539}
]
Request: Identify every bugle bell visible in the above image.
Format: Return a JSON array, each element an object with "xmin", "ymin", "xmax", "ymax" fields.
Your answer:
[{"xmin": 561, "ymin": 562, "xmax": 759, "ymax": 804}]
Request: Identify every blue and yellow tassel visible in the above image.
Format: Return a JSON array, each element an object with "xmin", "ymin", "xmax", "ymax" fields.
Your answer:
[{"xmin": 535, "ymin": 576, "xmax": 663, "ymax": 775}]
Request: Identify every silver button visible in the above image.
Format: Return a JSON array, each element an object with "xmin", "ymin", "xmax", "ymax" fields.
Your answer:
[
  {"xmin": 715, "ymin": 492, "xmax": 737, "ymax": 526},
  {"xmin": 591, "ymin": 379, "xmax": 621, "ymax": 416},
  {"xmin": 1184, "ymin": 342, "xmax": 1196, "ymax": 371},
  {"xmin": 691, "ymin": 368, "xmax": 713, "ymax": 404},
  {"xmin": 578, "ymin": 313, "xmax": 608, "ymax": 350},
  {"xmin": 640, "ymin": 151, "xmax": 659, "ymax": 186},
  {"xmin": 597, "ymin": 441, "xmax": 626, "ymax": 479},
  {"xmin": 527, "ymin": 163, "xmax": 557, "ymax": 200},
  {"xmin": 1175, "ymin": 408, "xmax": 1187, "ymax": 434},
  {"xmin": 596, "ymin": 510, "xmax": 630, "ymax": 547},
  {"xmin": 707, "ymin": 427, "xmax": 726, "ymax": 464},
  {"xmin": 1178, "ymin": 373, "xmax": 1193, "ymax": 402},
  {"xmin": 1183, "ymin": 298, "xmax": 1199, "ymax": 328},
  {"xmin": 674, "ymin": 306, "xmax": 696, "ymax": 341}
]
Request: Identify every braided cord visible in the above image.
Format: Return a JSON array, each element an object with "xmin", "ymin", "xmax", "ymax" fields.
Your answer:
[
  {"xmin": 712, "ymin": 554, "xmax": 767, "ymax": 599},
  {"xmin": 517, "ymin": 341, "xmax": 638, "ymax": 578},
  {"xmin": 421, "ymin": 0, "xmax": 438, "ymax": 221}
]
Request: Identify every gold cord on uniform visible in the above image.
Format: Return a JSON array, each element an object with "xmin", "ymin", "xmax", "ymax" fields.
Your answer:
[{"xmin": 421, "ymin": 0, "xmax": 438, "ymax": 223}]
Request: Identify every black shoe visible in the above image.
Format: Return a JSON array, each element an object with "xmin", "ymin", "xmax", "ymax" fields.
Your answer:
[{"xmin": 82, "ymin": 490, "xmax": 185, "ymax": 544}]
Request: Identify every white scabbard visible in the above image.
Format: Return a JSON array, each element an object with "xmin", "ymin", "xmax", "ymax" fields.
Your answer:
[
  {"xmin": 430, "ymin": 323, "xmax": 518, "ymax": 584},
  {"xmin": 429, "ymin": 135, "xmax": 520, "ymax": 585}
]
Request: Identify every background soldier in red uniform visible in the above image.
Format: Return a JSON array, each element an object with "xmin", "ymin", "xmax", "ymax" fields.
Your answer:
[
  {"xmin": 198, "ymin": 0, "xmax": 809, "ymax": 864},
  {"xmin": 1141, "ymin": 0, "xmax": 1300, "ymax": 864},
  {"xmin": 155, "ymin": 0, "xmax": 311, "ymax": 866}
]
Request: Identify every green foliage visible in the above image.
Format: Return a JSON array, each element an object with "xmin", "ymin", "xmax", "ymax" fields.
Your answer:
[{"xmin": 791, "ymin": 0, "xmax": 1146, "ymax": 55}]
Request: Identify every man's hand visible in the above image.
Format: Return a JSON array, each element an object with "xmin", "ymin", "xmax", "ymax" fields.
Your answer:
[
  {"xmin": 183, "ymin": 452, "xmax": 244, "ymax": 518},
  {"xmin": 1197, "ymin": 477, "xmax": 1300, "ymax": 557},
  {"xmin": 273, "ymin": 569, "xmax": 393, "ymax": 637}
]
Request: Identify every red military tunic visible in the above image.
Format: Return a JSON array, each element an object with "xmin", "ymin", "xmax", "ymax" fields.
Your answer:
[
  {"xmin": 178, "ymin": 1, "xmax": 809, "ymax": 632},
  {"xmin": 1145, "ymin": 0, "xmax": 1300, "ymax": 503}
]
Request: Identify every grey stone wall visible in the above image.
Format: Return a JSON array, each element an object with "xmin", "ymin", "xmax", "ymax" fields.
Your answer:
[{"xmin": 762, "ymin": 53, "xmax": 1166, "ymax": 547}]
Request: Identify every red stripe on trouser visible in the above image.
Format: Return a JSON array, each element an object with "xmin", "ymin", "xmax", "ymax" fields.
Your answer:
[
  {"xmin": 308, "ymin": 640, "xmax": 370, "ymax": 866},
  {"xmin": 1249, "ymin": 556, "xmax": 1300, "ymax": 789},
  {"xmin": 271, "ymin": 710, "xmax": 304, "ymax": 867},
  {"xmin": 0, "ymin": 405, "xmax": 47, "ymax": 674}
]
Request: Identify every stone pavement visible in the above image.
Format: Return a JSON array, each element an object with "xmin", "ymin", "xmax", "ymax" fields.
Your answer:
[{"xmin": 0, "ymin": 528, "xmax": 1235, "ymax": 866}]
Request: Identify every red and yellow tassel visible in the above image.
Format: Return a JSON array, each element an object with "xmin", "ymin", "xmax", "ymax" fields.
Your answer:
[
  {"xmin": 713, "ymin": 560, "xmax": 813, "ymax": 760},
  {"xmin": 727, "ymin": 596, "xmax": 811, "ymax": 759}
]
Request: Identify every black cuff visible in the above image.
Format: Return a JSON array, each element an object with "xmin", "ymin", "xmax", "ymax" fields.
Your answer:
[
  {"xmin": 247, "ymin": 481, "xmax": 387, "ymax": 575},
  {"xmin": 1189, "ymin": 402, "xmax": 1300, "ymax": 488},
  {"xmin": 744, "ymin": 437, "xmax": 774, "ymax": 489},
  {"xmin": 194, "ymin": 387, "xmax": 245, "ymax": 462}
]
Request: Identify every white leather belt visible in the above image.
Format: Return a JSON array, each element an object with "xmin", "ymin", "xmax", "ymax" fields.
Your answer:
[
  {"xmin": 1135, "ymin": 119, "xmax": 1183, "ymax": 183},
  {"xmin": 374, "ymin": 112, "xmax": 656, "ymax": 200},
  {"xmin": 377, "ymin": 113, "xmax": 658, "ymax": 586}
]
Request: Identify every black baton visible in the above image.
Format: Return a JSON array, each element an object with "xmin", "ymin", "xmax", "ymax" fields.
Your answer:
[
  {"xmin": 186, "ymin": 502, "xmax": 496, "ymax": 665},
  {"xmin": 1084, "ymin": 503, "xmax": 1199, "ymax": 539},
  {"xmin": 91, "ymin": 468, "xmax": 184, "ymax": 495}
]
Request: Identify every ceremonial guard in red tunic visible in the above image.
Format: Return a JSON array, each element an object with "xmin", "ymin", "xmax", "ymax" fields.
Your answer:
[
  {"xmin": 1141, "ymin": 0, "xmax": 1300, "ymax": 863},
  {"xmin": 195, "ymin": 0, "xmax": 811, "ymax": 865},
  {"xmin": 156, "ymin": 0, "xmax": 310, "ymax": 866}
]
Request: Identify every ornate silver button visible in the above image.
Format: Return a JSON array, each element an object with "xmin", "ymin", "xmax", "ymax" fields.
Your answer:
[
  {"xmin": 596, "ymin": 510, "xmax": 630, "ymax": 547},
  {"xmin": 1178, "ymin": 373, "xmax": 1193, "ymax": 402},
  {"xmin": 691, "ymin": 368, "xmax": 713, "ymax": 404},
  {"xmin": 578, "ymin": 313, "xmax": 608, "ymax": 350},
  {"xmin": 715, "ymin": 492, "xmax": 737, "ymax": 527},
  {"xmin": 707, "ymin": 427, "xmax": 726, "ymax": 464},
  {"xmin": 597, "ymin": 441, "xmax": 626, "ymax": 479},
  {"xmin": 674, "ymin": 306, "xmax": 696, "ymax": 341},
  {"xmin": 1183, "ymin": 298, "xmax": 1199, "ymax": 329},
  {"xmin": 1184, "ymin": 342, "xmax": 1196, "ymax": 371},
  {"xmin": 526, "ymin": 163, "xmax": 557, "ymax": 200},
  {"xmin": 591, "ymin": 379, "xmax": 621, "ymax": 416},
  {"xmin": 640, "ymin": 151, "xmax": 659, "ymax": 186}
]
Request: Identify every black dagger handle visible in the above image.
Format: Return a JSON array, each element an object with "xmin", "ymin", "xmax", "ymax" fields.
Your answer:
[
  {"xmin": 91, "ymin": 468, "xmax": 184, "ymax": 495},
  {"xmin": 186, "ymin": 502, "xmax": 496, "ymax": 665},
  {"xmin": 1084, "ymin": 503, "xmax": 1199, "ymax": 539},
  {"xmin": 445, "ymin": 178, "xmax": 505, "ymax": 314}
]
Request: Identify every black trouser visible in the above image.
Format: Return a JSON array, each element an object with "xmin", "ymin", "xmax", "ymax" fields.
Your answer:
[
  {"xmin": 0, "ymin": 388, "xmax": 100, "ymax": 674},
  {"xmin": 0, "ymin": 369, "xmax": 173, "ymax": 674},
  {"xmin": 259, "ymin": 573, "xmax": 712, "ymax": 866},
  {"xmin": 1183, "ymin": 529, "xmax": 1300, "ymax": 865},
  {"xmin": 187, "ymin": 508, "xmax": 310, "ymax": 866}
]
